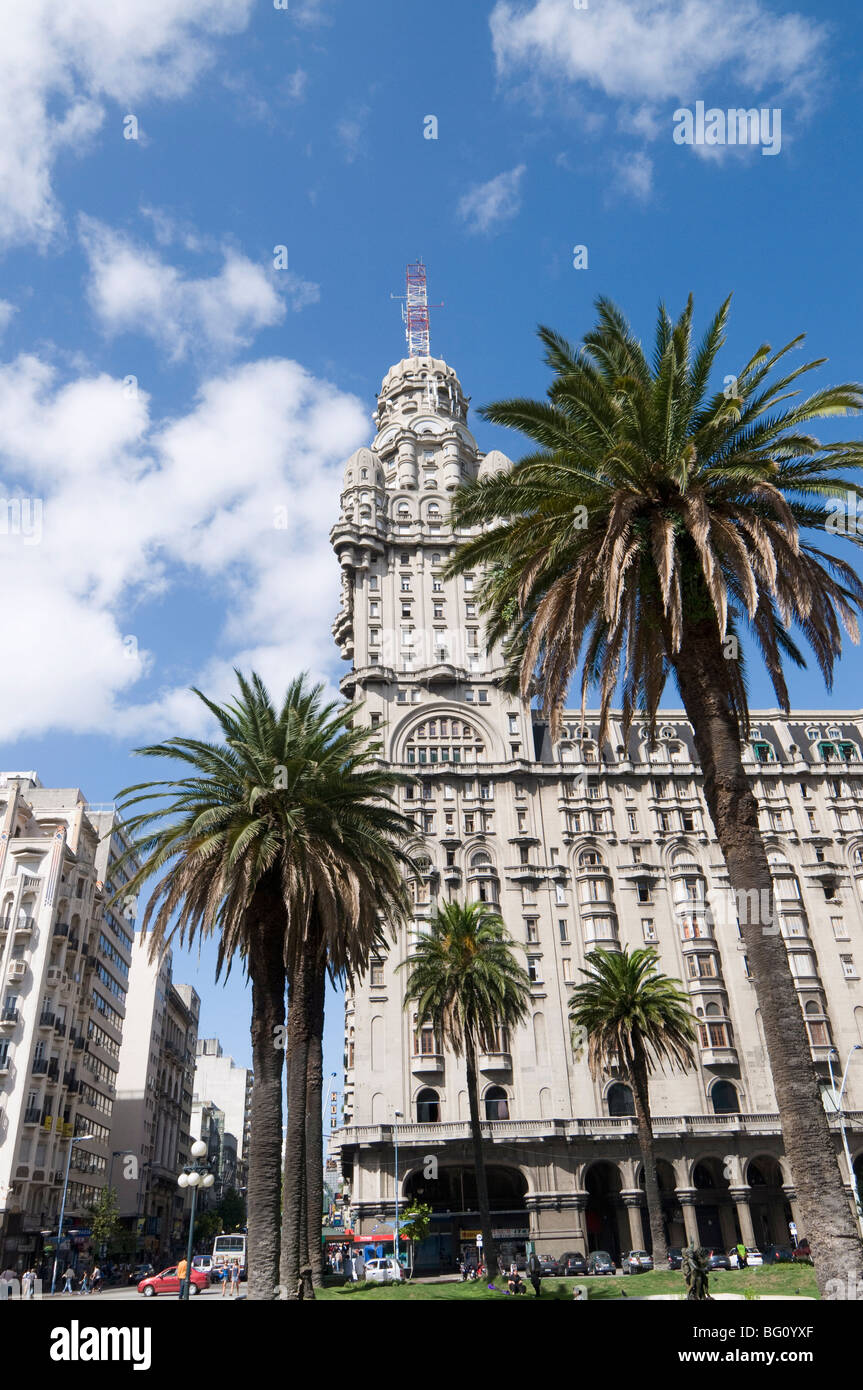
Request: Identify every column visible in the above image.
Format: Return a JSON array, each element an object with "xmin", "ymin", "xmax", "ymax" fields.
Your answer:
[
  {"xmin": 571, "ymin": 1193, "xmax": 589, "ymax": 1249},
  {"xmin": 676, "ymin": 1190, "xmax": 700, "ymax": 1246},
  {"xmin": 783, "ymin": 1186, "xmax": 803, "ymax": 1239},
  {"xmin": 730, "ymin": 1188, "xmax": 756, "ymax": 1247},
  {"xmin": 621, "ymin": 1193, "xmax": 645, "ymax": 1249}
]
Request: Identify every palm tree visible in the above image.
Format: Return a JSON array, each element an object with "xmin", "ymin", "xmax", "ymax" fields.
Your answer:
[
  {"xmin": 115, "ymin": 671, "xmax": 413, "ymax": 1300},
  {"xmin": 569, "ymin": 947, "xmax": 696, "ymax": 1264},
  {"xmin": 445, "ymin": 295, "xmax": 863, "ymax": 1294},
  {"xmin": 401, "ymin": 901, "xmax": 532, "ymax": 1274}
]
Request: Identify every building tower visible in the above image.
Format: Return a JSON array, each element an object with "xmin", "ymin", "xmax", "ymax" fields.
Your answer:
[{"xmin": 329, "ymin": 269, "xmax": 863, "ymax": 1273}]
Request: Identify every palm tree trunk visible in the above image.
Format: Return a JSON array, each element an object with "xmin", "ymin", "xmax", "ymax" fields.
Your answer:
[
  {"xmin": 305, "ymin": 956, "xmax": 327, "ymax": 1289},
  {"xmin": 671, "ymin": 618, "xmax": 863, "ymax": 1296},
  {"xmin": 281, "ymin": 950, "xmax": 312, "ymax": 1298},
  {"xmin": 628, "ymin": 1050, "xmax": 667, "ymax": 1265},
  {"xmin": 246, "ymin": 902, "xmax": 286, "ymax": 1301},
  {"xmin": 464, "ymin": 1037, "xmax": 497, "ymax": 1275}
]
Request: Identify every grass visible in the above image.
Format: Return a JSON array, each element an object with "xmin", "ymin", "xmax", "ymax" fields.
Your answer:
[{"xmin": 316, "ymin": 1263, "xmax": 818, "ymax": 1301}]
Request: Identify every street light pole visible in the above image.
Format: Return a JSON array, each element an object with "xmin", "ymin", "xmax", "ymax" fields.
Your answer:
[
  {"xmin": 830, "ymin": 1044, "xmax": 863, "ymax": 1236},
  {"xmin": 50, "ymin": 1134, "xmax": 94, "ymax": 1295},
  {"xmin": 393, "ymin": 1110, "xmax": 402, "ymax": 1271},
  {"xmin": 176, "ymin": 1139, "xmax": 215, "ymax": 1300}
]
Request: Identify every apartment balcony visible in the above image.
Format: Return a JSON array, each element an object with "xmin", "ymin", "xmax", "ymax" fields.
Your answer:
[
  {"xmin": 53, "ymin": 922, "xmax": 69, "ymax": 939},
  {"xmin": 32, "ymin": 1057, "xmax": 48, "ymax": 1075},
  {"xmin": 13, "ymin": 918, "xmax": 34, "ymax": 937},
  {"xmin": 23, "ymin": 1107, "xmax": 41, "ymax": 1125},
  {"xmin": 411, "ymin": 1052, "xmax": 444, "ymax": 1074},
  {"xmin": 699, "ymin": 1046, "xmax": 739, "ymax": 1067},
  {"xmin": 38, "ymin": 1011, "xmax": 55, "ymax": 1030},
  {"xmin": 479, "ymin": 1051, "xmax": 512, "ymax": 1072},
  {"xmin": 0, "ymin": 1007, "xmax": 19, "ymax": 1028}
]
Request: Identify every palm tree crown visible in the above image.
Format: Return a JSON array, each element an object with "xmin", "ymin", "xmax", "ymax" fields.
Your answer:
[
  {"xmin": 401, "ymin": 900, "xmax": 531, "ymax": 1054},
  {"xmin": 568, "ymin": 946, "xmax": 696, "ymax": 1080},
  {"xmin": 115, "ymin": 670, "xmax": 413, "ymax": 975},
  {"xmin": 446, "ymin": 296, "xmax": 863, "ymax": 738}
]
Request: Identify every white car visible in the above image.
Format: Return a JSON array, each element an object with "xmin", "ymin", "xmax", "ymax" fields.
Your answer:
[{"xmin": 363, "ymin": 1257, "xmax": 404, "ymax": 1284}]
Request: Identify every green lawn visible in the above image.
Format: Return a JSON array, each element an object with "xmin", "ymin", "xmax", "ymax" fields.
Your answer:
[{"xmin": 317, "ymin": 1263, "xmax": 818, "ymax": 1301}]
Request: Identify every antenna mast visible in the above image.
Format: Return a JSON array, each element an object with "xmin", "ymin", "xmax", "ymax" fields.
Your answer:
[{"xmin": 391, "ymin": 260, "xmax": 443, "ymax": 358}]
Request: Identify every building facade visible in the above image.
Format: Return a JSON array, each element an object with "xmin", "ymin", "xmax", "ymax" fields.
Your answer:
[
  {"xmin": 0, "ymin": 775, "xmax": 138, "ymax": 1272},
  {"xmin": 192, "ymin": 1038, "xmax": 252, "ymax": 1176},
  {"xmin": 328, "ymin": 344, "xmax": 863, "ymax": 1271},
  {"xmin": 111, "ymin": 937, "xmax": 200, "ymax": 1261}
]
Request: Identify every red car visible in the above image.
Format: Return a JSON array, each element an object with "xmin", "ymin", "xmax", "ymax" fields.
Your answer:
[{"xmin": 137, "ymin": 1265, "xmax": 209, "ymax": 1297}]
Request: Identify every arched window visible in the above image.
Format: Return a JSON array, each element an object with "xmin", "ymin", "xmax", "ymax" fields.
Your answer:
[
  {"xmin": 416, "ymin": 1088, "xmax": 440, "ymax": 1123},
  {"xmin": 607, "ymin": 1082, "xmax": 635, "ymax": 1117},
  {"xmin": 470, "ymin": 850, "xmax": 493, "ymax": 869},
  {"xmin": 711, "ymin": 1080, "xmax": 739, "ymax": 1115},
  {"xmin": 578, "ymin": 849, "xmax": 603, "ymax": 869},
  {"xmin": 484, "ymin": 1085, "xmax": 509, "ymax": 1121}
]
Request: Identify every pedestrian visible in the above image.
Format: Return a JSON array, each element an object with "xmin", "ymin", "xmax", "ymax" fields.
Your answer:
[
  {"xmin": 230, "ymin": 1260, "xmax": 240, "ymax": 1298},
  {"xmin": 79, "ymin": 1268, "xmax": 91, "ymax": 1295},
  {"xmin": 1, "ymin": 1266, "xmax": 17, "ymax": 1297},
  {"xmin": 91, "ymin": 1264, "xmax": 102, "ymax": 1294},
  {"xmin": 176, "ymin": 1256, "xmax": 188, "ymax": 1299},
  {"xmin": 527, "ymin": 1250, "xmax": 542, "ymax": 1297},
  {"xmin": 736, "ymin": 1242, "xmax": 747, "ymax": 1270},
  {"xmin": 62, "ymin": 1266, "xmax": 76, "ymax": 1294},
  {"xmin": 22, "ymin": 1268, "xmax": 36, "ymax": 1299},
  {"xmin": 220, "ymin": 1263, "xmax": 230, "ymax": 1297},
  {"xmin": 354, "ymin": 1251, "xmax": 365, "ymax": 1283}
]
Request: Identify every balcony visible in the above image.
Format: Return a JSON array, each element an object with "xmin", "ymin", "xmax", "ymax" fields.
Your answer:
[
  {"xmin": 411, "ymin": 1052, "xmax": 444, "ymax": 1074},
  {"xmin": 479, "ymin": 1051, "xmax": 512, "ymax": 1072},
  {"xmin": 0, "ymin": 1007, "xmax": 20, "ymax": 1028},
  {"xmin": 53, "ymin": 922, "xmax": 69, "ymax": 939},
  {"xmin": 38, "ymin": 1011, "xmax": 55, "ymax": 1030},
  {"xmin": 23, "ymin": 1107, "xmax": 41, "ymax": 1125},
  {"xmin": 32, "ymin": 1057, "xmax": 48, "ymax": 1075},
  {"xmin": 13, "ymin": 917, "xmax": 34, "ymax": 936},
  {"xmin": 54, "ymin": 1021, "xmax": 67, "ymax": 1038},
  {"xmin": 699, "ymin": 1046, "xmax": 739, "ymax": 1067}
]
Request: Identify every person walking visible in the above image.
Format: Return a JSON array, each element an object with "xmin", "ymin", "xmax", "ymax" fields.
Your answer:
[
  {"xmin": 91, "ymin": 1264, "xmax": 102, "ymax": 1294},
  {"xmin": 79, "ymin": 1268, "xmax": 91, "ymax": 1295},
  {"xmin": 22, "ymin": 1268, "xmax": 36, "ymax": 1300},
  {"xmin": 220, "ymin": 1263, "xmax": 230, "ymax": 1297},
  {"xmin": 61, "ymin": 1266, "xmax": 76, "ymax": 1294},
  {"xmin": 176, "ymin": 1256, "xmax": 188, "ymax": 1299},
  {"xmin": 527, "ymin": 1250, "xmax": 542, "ymax": 1297},
  {"xmin": 229, "ymin": 1260, "xmax": 240, "ymax": 1298},
  {"xmin": 736, "ymin": 1242, "xmax": 747, "ymax": 1270}
]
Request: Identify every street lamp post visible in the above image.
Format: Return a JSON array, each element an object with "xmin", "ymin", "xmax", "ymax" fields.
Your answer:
[
  {"xmin": 176, "ymin": 1139, "xmax": 215, "ymax": 1300},
  {"xmin": 393, "ymin": 1110, "xmax": 403, "ymax": 1271},
  {"xmin": 828, "ymin": 1045, "xmax": 863, "ymax": 1236},
  {"xmin": 50, "ymin": 1134, "xmax": 95, "ymax": 1295}
]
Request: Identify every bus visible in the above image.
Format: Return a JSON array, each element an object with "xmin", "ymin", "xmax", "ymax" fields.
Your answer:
[{"xmin": 212, "ymin": 1233, "xmax": 247, "ymax": 1281}]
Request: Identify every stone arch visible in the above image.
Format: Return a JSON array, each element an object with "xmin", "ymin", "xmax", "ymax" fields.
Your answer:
[{"xmin": 583, "ymin": 1160, "xmax": 626, "ymax": 1260}]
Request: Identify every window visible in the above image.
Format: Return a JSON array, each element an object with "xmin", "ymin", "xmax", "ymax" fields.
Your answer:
[
  {"xmin": 527, "ymin": 956, "xmax": 541, "ymax": 983},
  {"xmin": 369, "ymin": 601, "xmax": 379, "ymax": 617},
  {"xmin": 369, "ymin": 961, "xmax": 384, "ymax": 988},
  {"xmin": 558, "ymin": 919, "xmax": 569, "ymax": 942},
  {"xmin": 636, "ymin": 882, "xmax": 652, "ymax": 904},
  {"xmin": 657, "ymin": 812, "xmax": 672, "ymax": 833},
  {"xmin": 641, "ymin": 918, "xmax": 656, "ymax": 941},
  {"xmin": 484, "ymin": 1086, "xmax": 509, "ymax": 1121},
  {"xmin": 698, "ymin": 1020, "xmax": 732, "ymax": 1049},
  {"xmin": 711, "ymin": 1080, "xmax": 739, "ymax": 1115},
  {"xmin": 841, "ymin": 954, "xmax": 858, "ymax": 979},
  {"xmin": 416, "ymin": 1088, "xmax": 440, "ymax": 1123},
  {"xmin": 525, "ymin": 920, "xmax": 539, "ymax": 943},
  {"xmin": 464, "ymin": 575, "xmax": 475, "ymax": 592},
  {"xmin": 368, "ymin": 575, "xmax": 379, "ymax": 591},
  {"xmin": 607, "ymin": 1083, "xmax": 635, "ymax": 1117},
  {"xmin": 397, "ymin": 689, "xmax": 407, "ymax": 704},
  {"xmin": 627, "ymin": 812, "xmax": 637, "ymax": 832},
  {"xmin": 554, "ymin": 882, "xmax": 567, "ymax": 905},
  {"xmin": 832, "ymin": 917, "xmax": 849, "ymax": 939},
  {"xmin": 681, "ymin": 811, "xmax": 696, "ymax": 832}
]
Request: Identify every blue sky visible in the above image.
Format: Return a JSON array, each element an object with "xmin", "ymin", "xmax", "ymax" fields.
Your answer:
[{"xmin": 1, "ymin": 0, "xmax": 861, "ymax": 1075}]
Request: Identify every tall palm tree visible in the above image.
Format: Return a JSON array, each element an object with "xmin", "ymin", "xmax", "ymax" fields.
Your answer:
[
  {"xmin": 115, "ymin": 671, "xmax": 413, "ymax": 1300},
  {"xmin": 401, "ymin": 901, "xmax": 531, "ymax": 1274},
  {"xmin": 569, "ymin": 947, "xmax": 696, "ymax": 1264},
  {"xmin": 445, "ymin": 296, "xmax": 863, "ymax": 1294}
]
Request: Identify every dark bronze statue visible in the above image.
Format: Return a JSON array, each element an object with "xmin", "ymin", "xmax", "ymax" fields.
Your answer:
[{"xmin": 681, "ymin": 1242, "xmax": 712, "ymax": 1300}]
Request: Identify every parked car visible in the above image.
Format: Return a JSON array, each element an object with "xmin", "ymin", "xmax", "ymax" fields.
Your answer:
[
  {"xmin": 743, "ymin": 1248, "xmax": 763, "ymax": 1267},
  {"xmin": 706, "ymin": 1250, "xmax": 731, "ymax": 1271},
  {"xmin": 762, "ymin": 1245, "xmax": 794, "ymax": 1265},
  {"xmin": 621, "ymin": 1249, "xmax": 653, "ymax": 1275},
  {"xmin": 560, "ymin": 1251, "xmax": 588, "ymax": 1276},
  {"xmin": 667, "ymin": 1247, "xmax": 683, "ymax": 1270},
  {"xmin": 538, "ymin": 1256, "xmax": 560, "ymax": 1276},
  {"xmin": 586, "ymin": 1250, "xmax": 616, "ymax": 1276},
  {"xmin": 138, "ymin": 1265, "xmax": 209, "ymax": 1297},
  {"xmin": 792, "ymin": 1240, "xmax": 813, "ymax": 1265},
  {"xmin": 364, "ymin": 1257, "xmax": 404, "ymax": 1285},
  {"xmin": 128, "ymin": 1263, "xmax": 154, "ymax": 1285}
]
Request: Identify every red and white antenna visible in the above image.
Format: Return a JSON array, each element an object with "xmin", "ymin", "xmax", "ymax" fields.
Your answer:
[{"xmin": 391, "ymin": 260, "xmax": 443, "ymax": 358}]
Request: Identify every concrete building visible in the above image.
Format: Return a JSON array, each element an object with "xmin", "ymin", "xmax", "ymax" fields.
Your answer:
[
  {"xmin": 0, "ymin": 775, "xmax": 137, "ymax": 1271},
  {"xmin": 192, "ymin": 1039, "xmax": 252, "ymax": 1172},
  {"xmin": 328, "ymin": 336, "xmax": 863, "ymax": 1271},
  {"xmin": 111, "ymin": 936, "xmax": 199, "ymax": 1260}
]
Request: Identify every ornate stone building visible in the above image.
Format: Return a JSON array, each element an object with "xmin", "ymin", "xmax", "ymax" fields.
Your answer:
[{"xmin": 328, "ymin": 339, "xmax": 863, "ymax": 1271}]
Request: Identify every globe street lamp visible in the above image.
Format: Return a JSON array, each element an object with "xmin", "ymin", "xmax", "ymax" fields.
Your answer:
[
  {"xmin": 177, "ymin": 1139, "xmax": 215, "ymax": 1300},
  {"xmin": 50, "ymin": 1134, "xmax": 95, "ymax": 1295}
]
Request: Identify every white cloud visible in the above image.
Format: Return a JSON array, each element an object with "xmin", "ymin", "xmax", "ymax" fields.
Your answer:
[
  {"xmin": 613, "ymin": 151, "xmax": 653, "ymax": 201},
  {"xmin": 285, "ymin": 69, "xmax": 310, "ymax": 103},
  {"xmin": 0, "ymin": 353, "xmax": 368, "ymax": 741},
  {"xmin": 336, "ymin": 108, "xmax": 370, "ymax": 163},
  {"xmin": 490, "ymin": 0, "xmax": 826, "ymax": 105},
  {"xmin": 0, "ymin": 0, "xmax": 255, "ymax": 249},
  {"xmin": 0, "ymin": 302, "xmax": 15, "ymax": 335},
  {"xmin": 80, "ymin": 219, "xmax": 319, "ymax": 360},
  {"xmin": 458, "ymin": 165, "xmax": 527, "ymax": 236}
]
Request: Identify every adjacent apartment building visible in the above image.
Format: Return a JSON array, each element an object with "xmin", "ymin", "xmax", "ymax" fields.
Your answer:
[
  {"xmin": 327, "ymin": 322, "xmax": 863, "ymax": 1271},
  {"xmin": 111, "ymin": 938, "xmax": 200, "ymax": 1261},
  {"xmin": 0, "ymin": 774, "xmax": 138, "ymax": 1271},
  {"xmin": 192, "ymin": 1039, "xmax": 252, "ymax": 1190}
]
